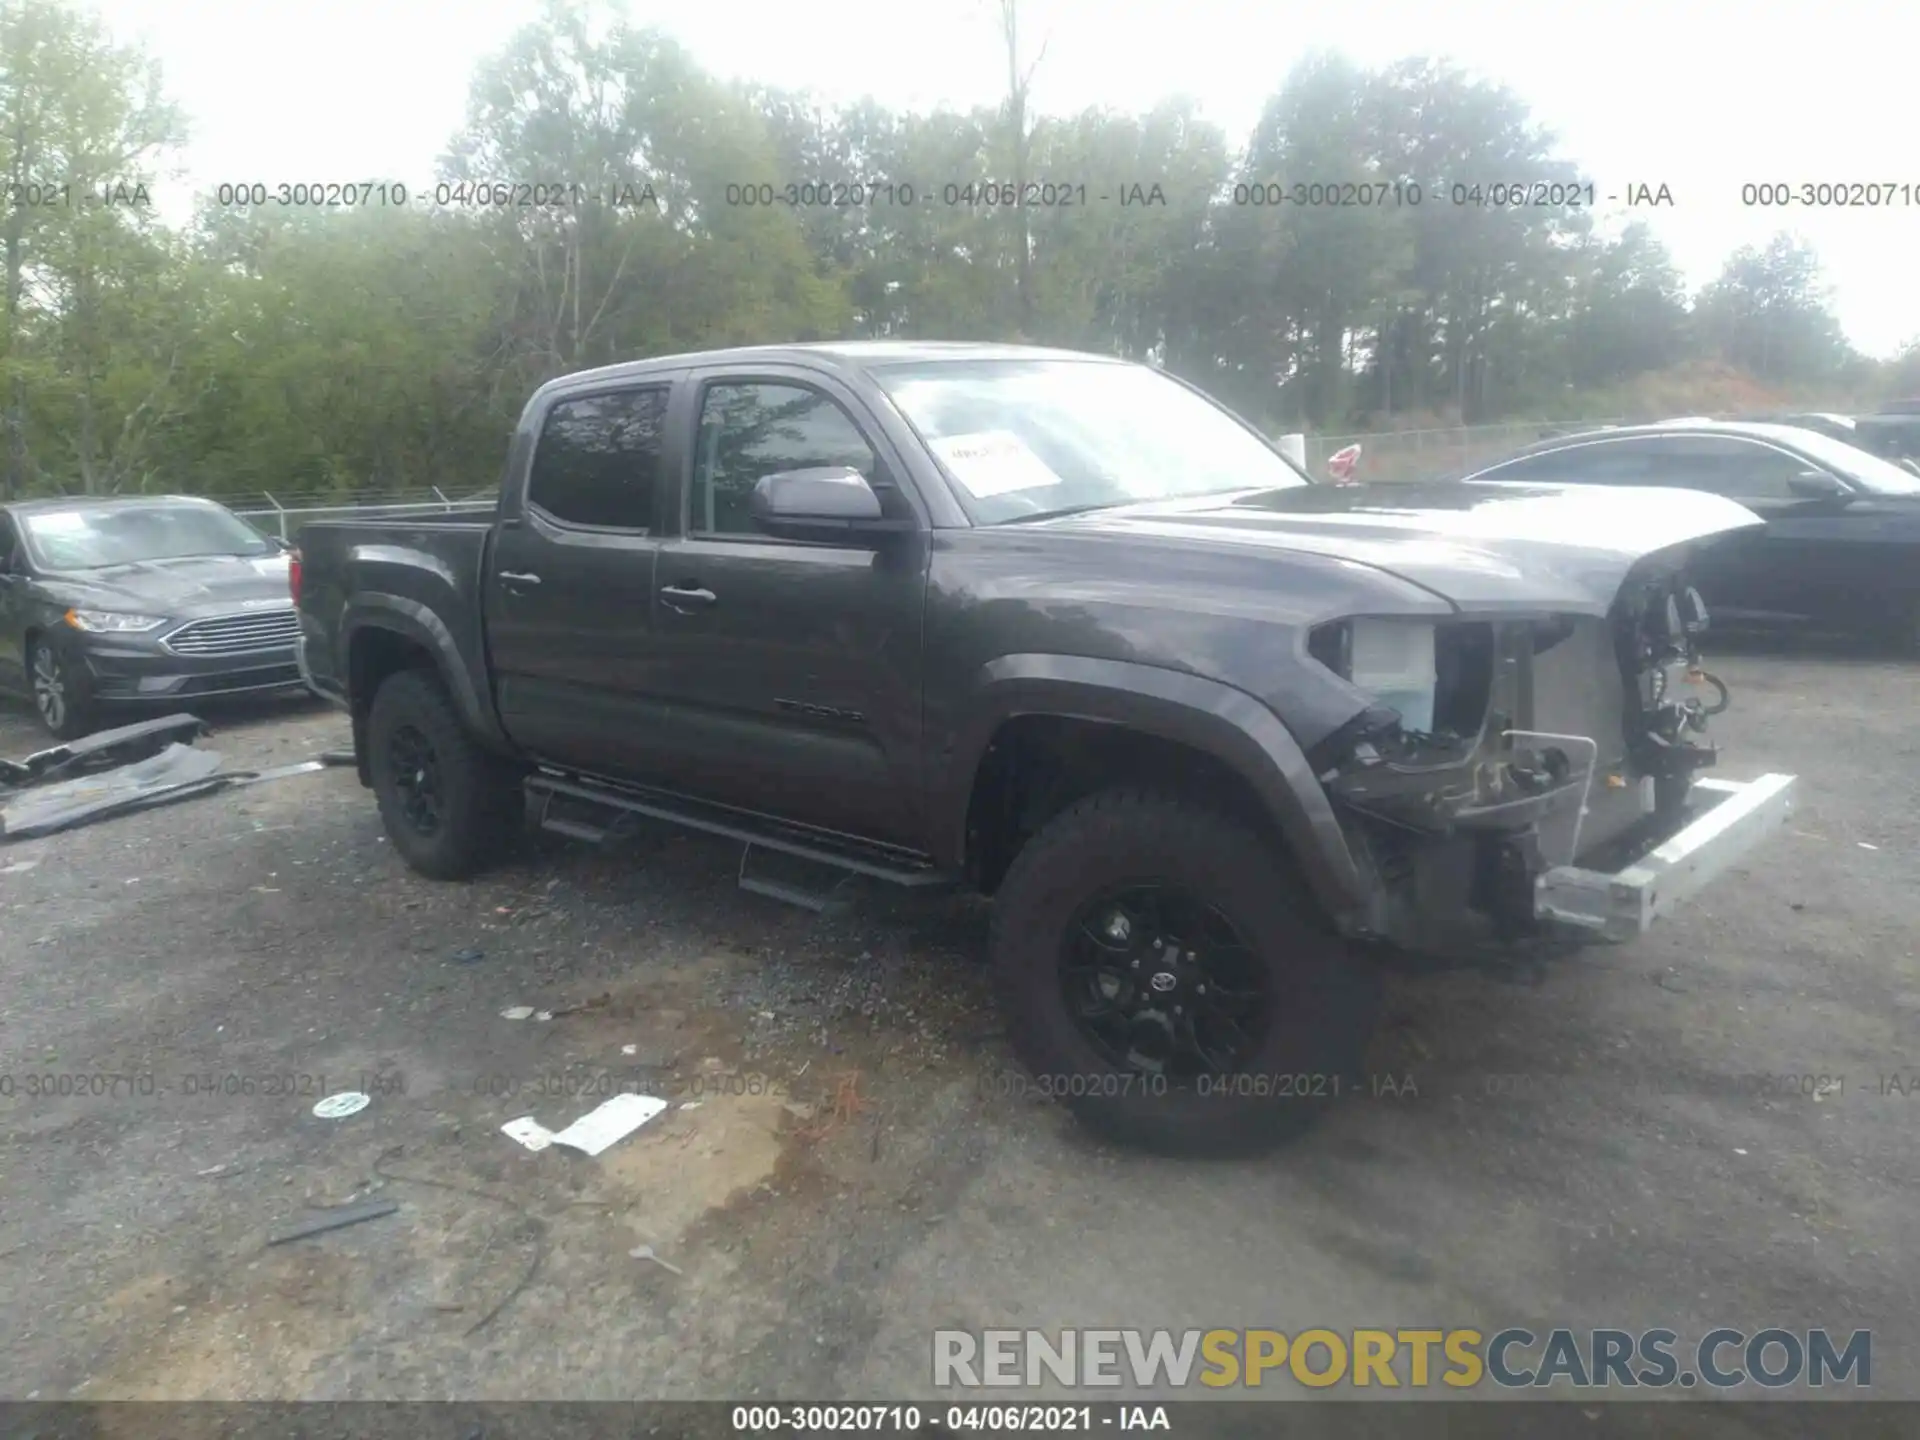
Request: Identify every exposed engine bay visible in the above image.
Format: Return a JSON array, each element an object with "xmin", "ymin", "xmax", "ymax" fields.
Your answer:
[{"xmin": 1305, "ymin": 553, "xmax": 1733, "ymax": 947}]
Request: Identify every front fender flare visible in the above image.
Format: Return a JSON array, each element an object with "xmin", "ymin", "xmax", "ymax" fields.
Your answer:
[{"xmin": 933, "ymin": 655, "xmax": 1368, "ymax": 919}]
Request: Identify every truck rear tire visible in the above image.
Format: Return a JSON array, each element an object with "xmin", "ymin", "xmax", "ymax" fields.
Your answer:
[
  {"xmin": 989, "ymin": 787, "xmax": 1380, "ymax": 1157},
  {"xmin": 366, "ymin": 668, "xmax": 524, "ymax": 880}
]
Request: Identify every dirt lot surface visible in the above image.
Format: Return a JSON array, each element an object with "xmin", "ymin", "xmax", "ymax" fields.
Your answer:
[{"xmin": 1, "ymin": 643, "xmax": 1916, "ymax": 1414}]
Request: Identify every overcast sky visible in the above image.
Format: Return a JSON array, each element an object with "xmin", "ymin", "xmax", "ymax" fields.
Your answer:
[{"xmin": 96, "ymin": 0, "xmax": 1919, "ymax": 358}]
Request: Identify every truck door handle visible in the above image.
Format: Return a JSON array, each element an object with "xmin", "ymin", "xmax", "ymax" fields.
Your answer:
[
  {"xmin": 498, "ymin": 571, "xmax": 542, "ymax": 587},
  {"xmin": 660, "ymin": 583, "xmax": 717, "ymax": 610}
]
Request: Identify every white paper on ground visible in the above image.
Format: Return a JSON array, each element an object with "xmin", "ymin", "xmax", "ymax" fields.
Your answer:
[
  {"xmin": 547, "ymin": 1093, "xmax": 668, "ymax": 1156},
  {"xmin": 927, "ymin": 430, "xmax": 1064, "ymax": 499},
  {"xmin": 501, "ymin": 1116, "xmax": 556, "ymax": 1151}
]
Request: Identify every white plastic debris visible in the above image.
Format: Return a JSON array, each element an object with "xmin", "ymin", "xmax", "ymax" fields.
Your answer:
[
  {"xmin": 501, "ymin": 1116, "xmax": 556, "ymax": 1151},
  {"xmin": 1734, "ymin": 1148, "xmax": 1749, "ymax": 1156},
  {"xmin": 0, "ymin": 860, "xmax": 38, "ymax": 875},
  {"xmin": 499, "ymin": 1006, "xmax": 536, "ymax": 1021},
  {"xmin": 629, "ymin": 1244, "xmax": 684, "ymax": 1275},
  {"xmin": 500, "ymin": 1094, "xmax": 667, "ymax": 1157},
  {"xmin": 621, "ymin": 1044, "xmax": 638, "ymax": 1056},
  {"xmin": 548, "ymin": 1093, "xmax": 667, "ymax": 1156},
  {"xmin": 534, "ymin": 1011, "xmax": 554, "ymax": 1022},
  {"xmin": 312, "ymin": 1092, "xmax": 370, "ymax": 1120},
  {"xmin": 1858, "ymin": 842, "xmax": 1879, "ymax": 851}
]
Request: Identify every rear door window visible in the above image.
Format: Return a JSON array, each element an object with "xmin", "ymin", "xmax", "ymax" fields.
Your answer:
[{"xmin": 526, "ymin": 387, "xmax": 671, "ymax": 531}]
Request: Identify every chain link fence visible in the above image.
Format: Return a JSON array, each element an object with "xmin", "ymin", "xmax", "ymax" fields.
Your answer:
[{"xmin": 230, "ymin": 487, "xmax": 495, "ymax": 539}]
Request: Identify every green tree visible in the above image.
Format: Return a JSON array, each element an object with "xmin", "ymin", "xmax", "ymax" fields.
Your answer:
[
  {"xmin": 1693, "ymin": 233, "xmax": 1855, "ymax": 385},
  {"xmin": 1563, "ymin": 221, "xmax": 1690, "ymax": 388},
  {"xmin": 0, "ymin": 0, "xmax": 183, "ymax": 495}
]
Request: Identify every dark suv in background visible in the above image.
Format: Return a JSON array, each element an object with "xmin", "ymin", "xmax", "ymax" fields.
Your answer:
[
  {"xmin": 1461, "ymin": 419, "xmax": 1920, "ymax": 650},
  {"xmin": 0, "ymin": 494, "xmax": 301, "ymax": 738}
]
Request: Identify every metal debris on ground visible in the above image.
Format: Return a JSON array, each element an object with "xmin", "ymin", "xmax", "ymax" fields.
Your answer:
[
  {"xmin": 233, "ymin": 758, "xmax": 330, "ymax": 784},
  {"xmin": 267, "ymin": 1199, "xmax": 400, "ymax": 1246},
  {"xmin": 629, "ymin": 1244, "xmax": 684, "ymax": 1276},
  {"xmin": 312, "ymin": 1091, "xmax": 372, "ymax": 1119},
  {"xmin": 0, "ymin": 713, "xmax": 346, "ymax": 841},
  {"xmin": 547, "ymin": 1093, "xmax": 667, "ymax": 1155},
  {"xmin": 501, "ymin": 1116, "xmax": 556, "ymax": 1152},
  {"xmin": 547, "ymin": 992, "xmax": 613, "ymax": 1019},
  {"xmin": 798, "ymin": 1071, "xmax": 870, "ymax": 1143},
  {"xmin": 500, "ymin": 1093, "xmax": 668, "ymax": 1157},
  {"xmin": 0, "ymin": 713, "xmax": 206, "ymax": 788},
  {"xmin": 1, "ymin": 743, "xmax": 227, "ymax": 840}
]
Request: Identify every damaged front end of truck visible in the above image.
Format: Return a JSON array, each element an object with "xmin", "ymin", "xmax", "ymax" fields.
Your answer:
[{"xmin": 1288, "ymin": 513, "xmax": 1797, "ymax": 948}]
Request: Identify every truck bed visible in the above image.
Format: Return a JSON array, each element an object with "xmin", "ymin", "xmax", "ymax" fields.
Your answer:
[{"xmin": 293, "ymin": 514, "xmax": 496, "ymax": 722}]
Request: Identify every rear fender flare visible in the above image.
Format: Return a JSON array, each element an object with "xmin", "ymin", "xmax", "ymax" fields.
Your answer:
[
  {"xmin": 935, "ymin": 655, "xmax": 1368, "ymax": 919},
  {"xmin": 343, "ymin": 595, "xmax": 511, "ymax": 753}
]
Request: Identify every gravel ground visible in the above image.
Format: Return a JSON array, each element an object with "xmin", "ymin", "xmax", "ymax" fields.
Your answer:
[{"xmin": 0, "ymin": 642, "xmax": 1916, "ymax": 1414}]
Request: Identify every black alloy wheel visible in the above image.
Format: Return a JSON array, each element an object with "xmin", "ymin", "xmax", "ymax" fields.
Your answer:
[
  {"xmin": 990, "ymin": 787, "xmax": 1382, "ymax": 1156},
  {"xmin": 385, "ymin": 723, "xmax": 444, "ymax": 836},
  {"xmin": 1062, "ymin": 883, "xmax": 1273, "ymax": 1079},
  {"xmin": 366, "ymin": 668, "xmax": 523, "ymax": 880}
]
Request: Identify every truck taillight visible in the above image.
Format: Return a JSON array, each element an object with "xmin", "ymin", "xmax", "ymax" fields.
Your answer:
[{"xmin": 289, "ymin": 548, "xmax": 302, "ymax": 604}]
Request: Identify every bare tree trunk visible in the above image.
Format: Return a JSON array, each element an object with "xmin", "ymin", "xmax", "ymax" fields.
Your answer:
[
  {"xmin": 3, "ymin": 101, "xmax": 30, "ymax": 502},
  {"xmin": 77, "ymin": 382, "xmax": 97, "ymax": 494},
  {"xmin": 1000, "ymin": 0, "xmax": 1039, "ymax": 336},
  {"xmin": 4, "ymin": 221, "xmax": 23, "ymax": 501}
]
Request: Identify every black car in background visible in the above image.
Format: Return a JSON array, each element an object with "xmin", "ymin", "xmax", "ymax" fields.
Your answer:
[
  {"xmin": 0, "ymin": 495, "xmax": 301, "ymax": 738},
  {"xmin": 1460, "ymin": 419, "xmax": 1920, "ymax": 650}
]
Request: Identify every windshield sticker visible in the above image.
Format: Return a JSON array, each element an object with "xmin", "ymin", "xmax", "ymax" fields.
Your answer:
[
  {"xmin": 26, "ymin": 512, "xmax": 87, "ymax": 533},
  {"xmin": 929, "ymin": 430, "xmax": 1064, "ymax": 499}
]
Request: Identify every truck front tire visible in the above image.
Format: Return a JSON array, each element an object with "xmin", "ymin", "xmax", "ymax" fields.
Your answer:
[
  {"xmin": 366, "ymin": 668, "xmax": 524, "ymax": 880},
  {"xmin": 989, "ymin": 787, "xmax": 1381, "ymax": 1156}
]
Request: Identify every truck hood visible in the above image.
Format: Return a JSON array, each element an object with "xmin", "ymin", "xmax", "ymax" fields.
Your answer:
[
  {"xmin": 35, "ymin": 552, "xmax": 293, "ymax": 616},
  {"xmin": 1037, "ymin": 480, "xmax": 1765, "ymax": 615}
]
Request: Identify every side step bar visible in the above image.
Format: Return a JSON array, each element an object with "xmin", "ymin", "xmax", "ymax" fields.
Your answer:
[{"xmin": 524, "ymin": 772, "xmax": 957, "ymax": 909}]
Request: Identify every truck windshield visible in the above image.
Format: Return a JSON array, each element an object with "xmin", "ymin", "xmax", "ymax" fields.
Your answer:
[
  {"xmin": 875, "ymin": 358, "xmax": 1308, "ymax": 524},
  {"xmin": 22, "ymin": 502, "xmax": 276, "ymax": 571}
]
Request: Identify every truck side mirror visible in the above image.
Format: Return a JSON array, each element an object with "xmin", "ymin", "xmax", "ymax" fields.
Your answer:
[{"xmin": 751, "ymin": 467, "xmax": 911, "ymax": 541}]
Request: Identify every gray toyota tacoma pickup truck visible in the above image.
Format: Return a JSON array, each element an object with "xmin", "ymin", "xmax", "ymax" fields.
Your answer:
[{"xmin": 293, "ymin": 341, "xmax": 1797, "ymax": 1155}]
